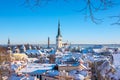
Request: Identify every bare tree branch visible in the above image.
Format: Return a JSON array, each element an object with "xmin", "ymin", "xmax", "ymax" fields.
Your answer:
[
  {"xmin": 110, "ymin": 15, "xmax": 120, "ymax": 25},
  {"xmin": 22, "ymin": 0, "xmax": 117, "ymax": 25},
  {"xmin": 87, "ymin": 0, "xmax": 103, "ymax": 24}
]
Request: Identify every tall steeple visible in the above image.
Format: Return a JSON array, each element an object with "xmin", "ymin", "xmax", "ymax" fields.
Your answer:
[
  {"xmin": 57, "ymin": 20, "xmax": 62, "ymax": 38},
  {"xmin": 56, "ymin": 20, "xmax": 62, "ymax": 49},
  {"xmin": 48, "ymin": 37, "xmax": 50, "ymax": 48},
  {"xmin": 7, "ymin": 38, "xmax": 12, "ymax": 53},
  {"xmin": 8, "ymin": 38, "xmax": 10, "ymax": 47}
]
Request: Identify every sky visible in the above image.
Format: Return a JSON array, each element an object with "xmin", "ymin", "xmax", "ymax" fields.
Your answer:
[{"xmin": 0, "ymin": 0, "xmax": 120, "ymax": 44}]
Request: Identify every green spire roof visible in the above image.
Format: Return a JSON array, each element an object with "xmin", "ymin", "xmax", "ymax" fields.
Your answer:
[{"xmin": 56, "ymin": 20, "xmax": 62, "ymax": 38}]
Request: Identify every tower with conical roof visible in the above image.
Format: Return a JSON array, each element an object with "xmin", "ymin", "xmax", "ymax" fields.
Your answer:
[
  {"xmin": 48, "ymin": 37, "xmax": 50, "ymax": 48},
  {"xmin": 7, "ymin": 38, "xmax": 12, "ymax": 53},
  {"xmin": 8, "ymin": 38, "xmax": 10, "ymax": 47},
  {"xmin": 56, "ymin": 20, "xmax": 62, "ymax": 49}
]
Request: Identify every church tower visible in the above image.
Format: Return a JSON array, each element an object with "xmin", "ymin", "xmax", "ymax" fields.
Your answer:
[
  {"xmin": 48, "ymin": 37, "xmax": 50, "ymax": 48},
  {"xmin": 8, "ymin": 38, "xmax": 10, "ymax": 47},
  {"xmin": 56, "ymin": 20, "xmax": 62, "ymax": 49},
  {"xmin": 7, "ymin": 38, "xmax": 12, "ymax": 53}
]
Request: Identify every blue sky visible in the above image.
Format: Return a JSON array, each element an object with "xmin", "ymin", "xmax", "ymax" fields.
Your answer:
[{"xmin": 0, "ymin": 0, "xmax": 120, "ymax": 44}]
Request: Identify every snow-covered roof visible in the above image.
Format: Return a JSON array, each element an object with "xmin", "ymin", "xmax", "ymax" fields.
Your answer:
[
  {"xmin": 25, "ymin": 50, "xmax": 42, "ymax": 55},
  {"xmin": 45, "ymin": 70, "xmax": 59, "ymax": 77},
  {"xmin": 9, "ymin": 75, "xmax": 37, "ymax": 80},
  {"xmin": 18, "ymin": 63, "xmax": 55, "ymax": 74},
  {"xmin": 69, "ymin": 70, "xmax": 88, "ymax": 80},
  {"xmin": 93, "ymin": 55, "xmax": 107, "ymax": 61},
  {"xmin": 55, "ymin": 51, "xmax": 63, "ymax": 55},
  {"xmin": 93, "ymin": 49, "xmax": 101, "ymax": 53},
  {"xmin": 112, "ymin": 54, "xmax": 120, "ymax": 67}
]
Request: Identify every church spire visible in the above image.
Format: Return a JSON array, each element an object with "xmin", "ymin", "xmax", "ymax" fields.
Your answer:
[
  {"xmin": 48, "ymin": 37, "xmax": 50, "ymax": 48},
  {"xmin": 57, "ymin": 20, "xmax": 62, "ymax": 37},
  {"xmin": 56, "ymin": 20, "xmax": 62, "ymax": 49},
  {"xmin": 8, "ymin": 38, "xmax": 10, "ymax": 47}
]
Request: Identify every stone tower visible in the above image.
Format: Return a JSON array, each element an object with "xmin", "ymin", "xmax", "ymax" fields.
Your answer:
[
  {"xmin": 48, "ymin": 37, "xmax": 50, "ymax": 48},
  {"xmin": 8, "ymin": 38, "xmax": 10, "ymax": 47},
  {"xmin": 56, "ymin": 20, "xmax": 62, "ymax": 49}
]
